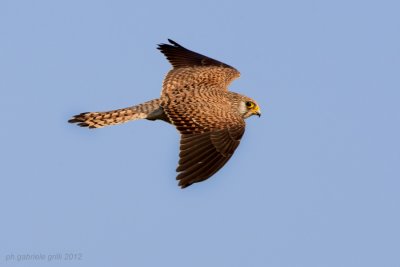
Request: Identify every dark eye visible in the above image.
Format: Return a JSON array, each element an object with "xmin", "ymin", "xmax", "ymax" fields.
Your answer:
[{"xmin": 246, "ymin": 101, "xmax": 254, "ymax": 108}]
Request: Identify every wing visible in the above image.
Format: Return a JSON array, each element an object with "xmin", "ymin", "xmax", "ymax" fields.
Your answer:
[
  {"xmin": 158, "ymin": 39, "xmax": 235, "ymax": 69},
  {"xmin": 158, "ymin": 39, "xmax": 240, "ymax": 96},
  {"xmin": 163, "ymin": 93, "xmax": 245, "ymax": 188},
  {"xmin": 176, "ymin": 127, "xmax": 245, "ymax": 188}
]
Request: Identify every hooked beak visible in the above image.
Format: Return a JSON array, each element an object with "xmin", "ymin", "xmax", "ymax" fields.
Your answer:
[{"xmin": 256, "ymin": 111, "xmax": 261, "ymax": 117}]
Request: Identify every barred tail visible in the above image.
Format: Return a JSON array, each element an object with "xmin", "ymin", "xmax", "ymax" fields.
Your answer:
[{"xmin": 68, "ymin": 99, "xmax": 161, "ymax": 128}]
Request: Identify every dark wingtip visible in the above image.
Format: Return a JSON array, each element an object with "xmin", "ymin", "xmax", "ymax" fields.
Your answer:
[
  {"xmin": 179, "ymin": 182, "xmax": 191, "ymax": 189},
  {"xmin": 157, "ymin": 38, "xmax": 236, "ymax": 70},
  {"xmin": 167, "ymin": 39, "xmax": 181, "ymax": 47},
  {"xmin": 157, "ymin": 39, "xmax": 182, "ymax": 51}
]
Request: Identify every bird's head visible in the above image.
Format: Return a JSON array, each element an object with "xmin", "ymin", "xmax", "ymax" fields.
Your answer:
[{"xmin": 239, "ymin": 97, "xmax": 261, "ymax": 119}]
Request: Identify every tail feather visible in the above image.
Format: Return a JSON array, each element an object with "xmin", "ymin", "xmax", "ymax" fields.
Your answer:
[{"xmin": 68, "ymin": 99, "xmax": 161, "ymax": 128}]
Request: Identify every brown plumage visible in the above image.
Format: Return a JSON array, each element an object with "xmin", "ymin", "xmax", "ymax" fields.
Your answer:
[
  {"xmin": 69, "ymin": 39, "xmax": 261, "ymax": 188},
  {"xmin": 68, "ymin": 99, "xmax": 163, "ymax": 128}
]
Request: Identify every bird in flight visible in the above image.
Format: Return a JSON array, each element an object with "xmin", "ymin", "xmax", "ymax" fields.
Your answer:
[{"xmin": 69, "ymin": 39, "xmax": 261, "ymax": 188}]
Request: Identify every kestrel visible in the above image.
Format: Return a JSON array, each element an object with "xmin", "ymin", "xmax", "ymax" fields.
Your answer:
[{"xmin": 69, "ymin": 39, "xmax": 261, "ymax": 188}]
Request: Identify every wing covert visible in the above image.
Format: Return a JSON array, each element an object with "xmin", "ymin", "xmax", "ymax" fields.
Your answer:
[{"xmin": 158, "ymin": 39, "xmax": 240, "ymax": 95}]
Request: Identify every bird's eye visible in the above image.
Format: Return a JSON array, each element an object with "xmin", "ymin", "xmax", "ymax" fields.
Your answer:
[{"xmin": 246, "ymin": 101, "xmax": 254, "ymax": 108}]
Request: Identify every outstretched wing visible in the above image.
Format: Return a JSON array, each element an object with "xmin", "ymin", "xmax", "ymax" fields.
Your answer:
[
  {"xmin": 158, "ymin": 39, "xmax": 235, "ymax": 69},
  {"xmin": 163, "ymin": 92, "xmax": 245, "ymax": 188},
  {"xmin": 158, "ymin": 39, "xmax": 240, "ymax": 96},
  {"xmin": 176, "ymin": 126, "xmax": 245, "ymax": 188}
]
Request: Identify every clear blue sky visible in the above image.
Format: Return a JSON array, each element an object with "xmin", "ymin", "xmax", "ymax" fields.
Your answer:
[{"xmin": 1, "ymin": 0, "xmax": 399, "ymax": 266}]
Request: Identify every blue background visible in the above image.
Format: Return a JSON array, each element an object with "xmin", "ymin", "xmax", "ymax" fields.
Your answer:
[{"xmin": 1, "ymin": 0, "xmax": 399, "ymax": 266}]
